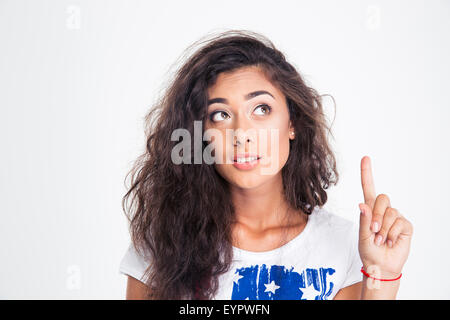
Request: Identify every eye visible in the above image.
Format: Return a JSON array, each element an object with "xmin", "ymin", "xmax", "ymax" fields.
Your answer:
[
  {"xmin": 253, "ymin": 104, "xmax": 272, "ymax": 116},
  {"xmin": 209, "ymin": 110, "xmax": 230, "ymax": 122}
]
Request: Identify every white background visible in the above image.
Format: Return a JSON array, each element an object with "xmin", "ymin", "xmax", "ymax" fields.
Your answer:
[{"xmin": 0, "ymin": 0, "xmax": 449, "ymax": 299}]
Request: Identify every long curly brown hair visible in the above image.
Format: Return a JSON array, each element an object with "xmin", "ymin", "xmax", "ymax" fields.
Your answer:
[{"xmin": 122, "ymin": 29, "xmax": 339, "ymax": 299}]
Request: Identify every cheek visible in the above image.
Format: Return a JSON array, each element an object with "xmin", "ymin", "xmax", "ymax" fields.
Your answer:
[
  {"xmin": 204, "ymin": 129, "xmax": 228, "ymax": 164},
  {"xmin": 277, "ymin": 130, "xmax": 291, "ymax": 165},
  {"xmin": 258, "ymin": 128, "xmax": 291, "ymax": 171}
]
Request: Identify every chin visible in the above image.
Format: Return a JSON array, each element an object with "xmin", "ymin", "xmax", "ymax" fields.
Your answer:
[
  {"xmin": 215, "ymin": 161, "xmax": 282, "ymax": 188},
  {"xmin": 225, "ymin": 170, "xmax": 274, "ymax": 190},
  {"xmin": 230, "ymin": 179, "xmax": 263, "ymax": 190}
]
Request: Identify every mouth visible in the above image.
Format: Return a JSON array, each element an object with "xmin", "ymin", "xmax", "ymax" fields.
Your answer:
[
  {"xmin": 233, "ymin": 154, "xmax": 262, "ymax": 163},
  {"xmin": 232, "ymin": 153, "xmax": 262, "ymax": 170}
]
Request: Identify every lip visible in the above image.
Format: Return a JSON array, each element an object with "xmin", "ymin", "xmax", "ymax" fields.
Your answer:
[{"xmin": 232, "ymin": 153, "xmax": 262, "ymax": 170}]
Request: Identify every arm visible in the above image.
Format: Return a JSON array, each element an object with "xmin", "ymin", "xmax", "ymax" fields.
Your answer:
[
  {"xmin": 334, "ymin": 273, "xmax": 400, "ymax": 300},
  {"xmin": 357, "ymin": 156, "xmax": 413, "ymax": 300},
  {"xmin": 125, "ymin": 275, "xmax": 152, "ymax": 300},
  {"xmin": 360, "ymin": 267, "xmax": 401, "ymax": 299},
  {"xmin": 333, "ymin": 282, "xmax": 362, "ymax": 300}
]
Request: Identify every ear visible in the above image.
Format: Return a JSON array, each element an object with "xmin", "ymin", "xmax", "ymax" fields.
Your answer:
[{"xmin": 288, "ymin": 121, "xmax": 295, "ymax": 140}]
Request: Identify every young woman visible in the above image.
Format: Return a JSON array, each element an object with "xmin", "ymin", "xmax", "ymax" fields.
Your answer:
[{"xmin": 119, "ymin": 30, "xmax": 413, "ymax": 300}]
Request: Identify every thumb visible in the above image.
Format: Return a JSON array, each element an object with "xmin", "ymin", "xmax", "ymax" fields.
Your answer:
[{"xmin": 359, "ymin": 203, "xmax": 373, "ymax": 241}]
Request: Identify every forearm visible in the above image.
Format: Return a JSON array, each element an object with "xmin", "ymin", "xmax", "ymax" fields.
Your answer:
[{"xmin": 360, "ymin": 266, "xmax": 401, "ymax": 300}]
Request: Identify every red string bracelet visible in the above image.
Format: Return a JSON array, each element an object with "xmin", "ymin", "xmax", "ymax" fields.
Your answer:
[{"xmin": 360, "ymin": 266, "xmax": 402, "ymax": 281}]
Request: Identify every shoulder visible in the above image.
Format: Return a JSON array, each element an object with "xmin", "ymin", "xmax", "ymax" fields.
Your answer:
[
  {"xmin": 312, "ymin": 206, "xmax": 356, "ymax": 231},
  {"xmin": 119, "ymin": 243, "xmax": 153, "ymax": 283},
  {"xmin": 308, "ymin": 206, "xmax": 358, "ymax": 246}
]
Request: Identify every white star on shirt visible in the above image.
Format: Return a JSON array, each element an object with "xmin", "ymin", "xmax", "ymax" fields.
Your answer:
[
  {"xmin": 232, "ymin": 272, "xmax": 244, "ymax": 285},
  {"xmin": 264, "ymin": 280, "xmax": 280, "ymax": 294},
  {"xmin": 299, "ymin": 284, "xmax": 319, "ymax": 300}
]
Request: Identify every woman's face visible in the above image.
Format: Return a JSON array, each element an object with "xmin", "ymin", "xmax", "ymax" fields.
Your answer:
[{"xmin": 204, "ymin": 66, "xmax": 295, "ymax": 189}]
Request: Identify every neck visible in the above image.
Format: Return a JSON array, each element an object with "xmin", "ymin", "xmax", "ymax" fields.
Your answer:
[{"xmin": 230, "ymin": 173, "xmax": 306, "ymax": 233}]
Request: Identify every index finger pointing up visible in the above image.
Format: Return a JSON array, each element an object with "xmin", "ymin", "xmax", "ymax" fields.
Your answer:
[{"xmin": 361, "ymin": 155, "xmax": 376, "ymax": 209}]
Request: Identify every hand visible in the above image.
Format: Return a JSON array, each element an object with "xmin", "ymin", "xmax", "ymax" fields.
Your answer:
[{"xmin": 358, "ymin": 156, "xmax": 414, "ymax": 278}]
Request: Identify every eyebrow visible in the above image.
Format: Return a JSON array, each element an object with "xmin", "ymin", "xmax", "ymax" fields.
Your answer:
[{"xmin": 207, "ymin": 90, "xmax": 275, "ymax": 106}]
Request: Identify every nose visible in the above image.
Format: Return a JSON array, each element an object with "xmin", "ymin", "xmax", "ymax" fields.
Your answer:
[
  {"xmin": 233, "ymin": 134, "xmax": 252, "ymax": 147},
  {"xmin": 232, "ymin": 120, "xmax": 256, "ymax": 148},
  {"xmin": 230, "ymin": 110, "xmax": 258, "ymax": 153}
]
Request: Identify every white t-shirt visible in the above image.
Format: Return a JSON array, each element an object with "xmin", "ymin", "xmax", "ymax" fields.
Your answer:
[{"xmin": 118, "ymin": 205, "xmax": 363, "ymax": 300}]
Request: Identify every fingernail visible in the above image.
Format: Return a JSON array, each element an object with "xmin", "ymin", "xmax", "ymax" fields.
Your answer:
[
  {"xmin": 387, "ymin": 240, "xmax": 393, "ymax": 248},
  {"xmin": 372, "ymin": 222, "xmax": 379, "ymax": 233},
  {"xmin": 375, "ymin": 234, "xmax": 383, "ymax": 246}
]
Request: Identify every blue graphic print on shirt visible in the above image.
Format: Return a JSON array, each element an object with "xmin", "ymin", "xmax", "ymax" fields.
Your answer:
[{"xmin": 231, "ymin": 264, "xmax": 335, "ymax": 300}]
